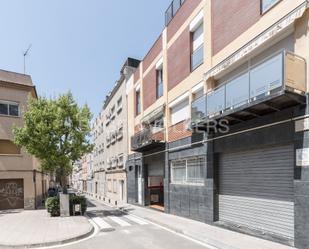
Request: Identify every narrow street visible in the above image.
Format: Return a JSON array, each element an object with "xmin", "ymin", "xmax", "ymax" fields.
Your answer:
[{"xmin": 56, "ymin": 199, "xmax": 210, "ymax": 249}]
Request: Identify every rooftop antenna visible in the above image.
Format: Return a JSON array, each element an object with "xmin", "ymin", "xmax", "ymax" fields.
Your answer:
[{"xmin": 23, "ymin": 44, "xmax": 32, "ymax": 74}]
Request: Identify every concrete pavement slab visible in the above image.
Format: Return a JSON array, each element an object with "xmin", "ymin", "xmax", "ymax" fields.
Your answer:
[{"xmin": 0, "ymin": 209, "xmax": 93, "ymax": 248}]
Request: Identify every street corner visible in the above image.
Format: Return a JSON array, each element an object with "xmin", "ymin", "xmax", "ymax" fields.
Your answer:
[{"xmin": 0, "ymin": 209, "xmax": 94, "ymax": 249}]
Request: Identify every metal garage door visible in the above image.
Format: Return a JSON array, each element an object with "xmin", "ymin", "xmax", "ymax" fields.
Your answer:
[
  {"xmin": 219, "ymin": 145, "xmax": 294, "ymax": 239},
  {"xmin": 0, "ymin": 179, "xmax": 24, "ymax": 210}
]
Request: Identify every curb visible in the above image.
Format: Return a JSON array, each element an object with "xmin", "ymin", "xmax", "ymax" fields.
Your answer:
[{"xmin": 0, "ymin": 222, "xmax": 95, "ymax": 249}]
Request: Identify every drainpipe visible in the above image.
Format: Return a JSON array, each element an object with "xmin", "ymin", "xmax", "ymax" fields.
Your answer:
[{"xmin": 33, "ymin": 170, "xmax": 37, "ymax": 209}]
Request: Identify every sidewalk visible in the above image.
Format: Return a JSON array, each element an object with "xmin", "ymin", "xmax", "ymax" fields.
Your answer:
[
  {"xmin": 89, "ymin": 197, "xmax": 294, "ymax": 249},
  {"xmin": 0, "ymin": 209, "xmax": 93, "ymax": 248}
]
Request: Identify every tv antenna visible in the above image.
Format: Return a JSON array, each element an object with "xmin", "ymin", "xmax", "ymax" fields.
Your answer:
[{"xmin": 23, "ymin": 44, "xmax": 32, "ymax": 74}]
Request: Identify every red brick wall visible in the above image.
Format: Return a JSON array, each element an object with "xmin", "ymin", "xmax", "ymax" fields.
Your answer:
[
  {"xmin": 168, "ymin": 121, "xmax": 192, "ymax": 142},
  {"xmin": 143, "ymin": 35, "xmax": 163, "ymax": 73},
  {"xmin": 143, "ymin": 67, "xmax": 157, "ymax": 110},
  {"xmin": 152, "ymin": 130, "xmax": 165, "ymax": 141},
  {"xmin": 167, "ymin": 0, "xmax": 202, "ymax": 42},
  {"xmin": 212, "ymin": 0, "xmax": 261, "ymax": 55},
  {"xmin": 134, "ymin": 124, "xmax": 142, "ymax": 133},
  {"xmin": 134, "ymin": 66, "xmax": 140, "ymax": 83},
  {"xmin": 167, "ymin": 27, "xmax": 191, "ymax": 91}
]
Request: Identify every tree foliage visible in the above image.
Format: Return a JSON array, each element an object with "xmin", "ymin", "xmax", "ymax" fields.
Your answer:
[{"xmin": 14, "ymin": 92, "xmax": 93, "ymax": 177}]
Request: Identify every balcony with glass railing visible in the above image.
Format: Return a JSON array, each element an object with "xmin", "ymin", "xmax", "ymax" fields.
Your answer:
[
  {"xmin": 191, "ymin": 50, "xmax": 306, "ymax": 127},
  {"xmin": 131, "ymin": 126, "xmax": 165, "ymax": 152},
  {"xmin": 165, "ymin": 0, "xmax": 186, "ymax": 26}
]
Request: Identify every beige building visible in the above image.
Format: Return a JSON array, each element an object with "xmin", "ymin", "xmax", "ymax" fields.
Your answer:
[
  {"xmin": 0, "ymin": 69, "xmax": 49, "ymax": 210},
  {"xmin": 102, "ymin": 58, "xmax": 139, "ymax": 206},
  {"xmin": 90, "ymin": 58, "xmax": 140, "ymax": 206},
  {"xmin": 92, "ymin": 110, "xmax": 106, "ymax": 199}
]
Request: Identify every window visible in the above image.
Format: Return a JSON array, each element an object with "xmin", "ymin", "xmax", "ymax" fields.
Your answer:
[
  {"xmin": 117, "ymin": 123, "xmax": 123, "ymax": 140},
  {"xmin": 170, "ymin": 99, "xmax": 189, "ymax": 125},
  {"xmin": 156, "ymin": 68, "xmax": 164, "ymax": 99},
  {"xmin": 193, "ymin": 88, "xmax": 204, "ymax": 100},
  {"xmin": 191, "ymin": 23, "xmax": 204, "ymax": 71},
  {"xmin": 135, "ymin": 89, "xmax": 141, "ymax": 116},
  {"xmin": 0, "ymin": 101, "xmax": 19, "ymax": 117},
  {"xmin": 0, "ymin": 140, "xmax": 21, "ymax": 155},
  {"xmin": 113, "ymin": 180, "xmax": 117, "ymax": 193},
  {"xmin": 108, "ymin": 179, "xmax": 112, "ymax": 192},
  {"xmin": 118, "ymin": 154, "xmax": 124, "ymax": 167},
  {"xmin": 110, "ymin": 106, "xmax": 116, "ymax": 119},
  {"xmin": 171, "ymin": 157, "xmax": 205, "ymax": 185},
  {"xmin": 261, "ymin": 0, "xmax": 280, "ymax": 14},
  {"xmin": 117, "ymin": 97, "xmax": 122, "ymax": 113},
  {"xmin": 150, "ymin": 116, "xmax": 164, "ymax": 129}
]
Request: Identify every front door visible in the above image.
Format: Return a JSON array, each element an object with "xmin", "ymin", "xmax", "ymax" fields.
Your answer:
[{"xmin": 0, "ymin": 179, "xmax": 24, "ymax": 210}]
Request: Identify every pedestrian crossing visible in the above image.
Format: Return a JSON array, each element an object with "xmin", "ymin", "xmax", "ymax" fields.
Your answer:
[{"xmin": 91, "ymin": 214, "xmax": 149, "ymax": 231}]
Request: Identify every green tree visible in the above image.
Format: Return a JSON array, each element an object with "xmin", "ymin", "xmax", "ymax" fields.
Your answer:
[{"xmin": 14, "ymin": 92, "xmax": 93, "ymax": 192}]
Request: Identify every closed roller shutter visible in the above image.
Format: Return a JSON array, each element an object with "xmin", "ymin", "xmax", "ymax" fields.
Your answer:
[{"xmin": 219, "ymin": 144, "xmax": 294, "ymax": 240}]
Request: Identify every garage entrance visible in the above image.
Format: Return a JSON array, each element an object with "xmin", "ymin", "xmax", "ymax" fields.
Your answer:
[
  {"xmin": 0, "ymin": 179, "xmax": 24, "ymax": 210},
  {"xmin": 218, "ymin": 144, "xmax": 294, "ymax": 240}
]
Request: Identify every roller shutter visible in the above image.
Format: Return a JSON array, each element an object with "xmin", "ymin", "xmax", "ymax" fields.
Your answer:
[{"xmin": 219, "ymin": 144, "xmax": 294, "ymax": 240}]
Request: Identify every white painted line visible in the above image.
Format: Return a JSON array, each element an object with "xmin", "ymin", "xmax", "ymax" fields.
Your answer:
[
  {"xmin": 92, "ymin": 217, "xmax": 113, "ymax": 230},
  {"xmin": 109, "ymin": 216, "xmax": 131, "ymax": 227},
  {"xmin": 124, "ymin": 214, "xmax": 148, "ymax": 225},
  {"xmin": 127, "ymin": 214, "xmax": 217, "ymax": 249}
]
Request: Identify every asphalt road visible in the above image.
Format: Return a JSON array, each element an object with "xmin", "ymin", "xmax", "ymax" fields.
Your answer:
[{"xmin": 53, "ymin": 200, "xmax": 210, "ymax": 249}]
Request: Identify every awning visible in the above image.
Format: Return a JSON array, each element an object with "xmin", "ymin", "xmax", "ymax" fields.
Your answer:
[
  {"xmin": 141, "ymin": 105, "xmax": 165, "ymax": 124},
  {"xmin": 204, "ymin": 1, "xmax": 309, "ymax": 81}
]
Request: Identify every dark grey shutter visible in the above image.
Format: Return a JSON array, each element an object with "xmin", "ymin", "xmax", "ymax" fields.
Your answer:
[{"xmin": 219, "ymin": 144, "xmax": 294, "ymax": 239}]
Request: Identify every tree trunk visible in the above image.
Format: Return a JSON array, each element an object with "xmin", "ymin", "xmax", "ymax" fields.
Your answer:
[{"xmin": 59, "ymin": 167, "xmax": 68, "ymax": 194}]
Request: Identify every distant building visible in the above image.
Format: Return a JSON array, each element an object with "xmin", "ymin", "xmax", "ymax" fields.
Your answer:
[
  {"xmin": 91, "ymin": 58, "xmax": 139, "ymax": 206},
  {"xmin": 72, "ymin": 160, "xmax": 82, "ymax": 192},
  {"xmin": 0, "ymin": 69, "xmax": 49, "ymax": 210}
]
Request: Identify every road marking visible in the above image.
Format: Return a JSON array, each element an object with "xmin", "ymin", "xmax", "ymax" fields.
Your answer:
[
  {"xmin": 109, "ymin": 216, "xmax": 131, "ymax": 227},
  {"xmin": 92, "ymin": 217, "xmax": 114, "ymax": 231},
  {"xmin": 124, "ymin": 214, "xmax": 148, "ymax": 225}
]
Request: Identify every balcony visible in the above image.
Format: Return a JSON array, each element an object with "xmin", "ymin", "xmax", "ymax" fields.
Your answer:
[
  {"xmin": 131, "ymin": 127, "xmax": 165, "ymax": 152},
  {"xmin": 191, "ymin": 51, "xmax": 306, "ymax": 127},
  {"xmin": 165, "ymin": 0, "xmax": 186, "ymax": 26}
]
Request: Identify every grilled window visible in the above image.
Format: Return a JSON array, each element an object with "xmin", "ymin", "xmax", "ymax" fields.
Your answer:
[{"xmin": 171, "ymin": 156, "xmax": 205, "ymax": 185}]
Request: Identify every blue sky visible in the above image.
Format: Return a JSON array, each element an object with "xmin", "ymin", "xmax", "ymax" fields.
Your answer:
[{"xmin": 0, "ymin": 0, "xmax": 170, "ymax": 116}]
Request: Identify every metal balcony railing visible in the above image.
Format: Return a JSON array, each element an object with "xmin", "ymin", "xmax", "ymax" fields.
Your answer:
[
  {"xmin": 165, "ymin": 0, "xmax": 186, "ymax": 26},
  {"xmin": 131, "ymin": 127, "xmax": 165, "ymax": 152},
  {"xmin": 191, "ymin": 50, "xmax": 306, "ymax": 126}
]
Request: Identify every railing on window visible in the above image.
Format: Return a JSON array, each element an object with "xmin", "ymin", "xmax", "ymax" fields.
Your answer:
[
  {"xmin": 191, "ymin": 44, "xmax": 204, "ymax": 71},
  {"xmin": 191, "ymin": 50, "xmax": 306, "ymax": 125},
  {"xmin": 131, "ymin": 127, "xmax": 165, "ymax": 151},
  {"xmin": 165, "ymin": 0, "xmax": 186, "ymax": 26}
]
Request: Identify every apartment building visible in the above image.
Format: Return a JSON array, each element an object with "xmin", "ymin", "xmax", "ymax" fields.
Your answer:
[
  {"xmin": 72, "ymin": 160, "xmax": 82, "ymax": 192},
  {"xmin": 91, "ymin": 58, "xmax": 140, "ymax": 205},
  {"xmin": 86, "ymin": 153, "xmax": 94, "ymax": 195},
  {"xmin": 126, "ymin": 0, "xmax": 309, "ymax": 248},
  {"xmin": 93, "ymin": 110, "xmax": 105, "ymax": 199},
  {"xmin": 103, "ymin": 58, "xmax": 139, "ymax": 206},
  {"xmin": 81, "ymin": 154, "xmax": 88, "ymax": 192},
  {"xmin": 0, "ymin": 69, "xmax": 49, "ymax": 210}
]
